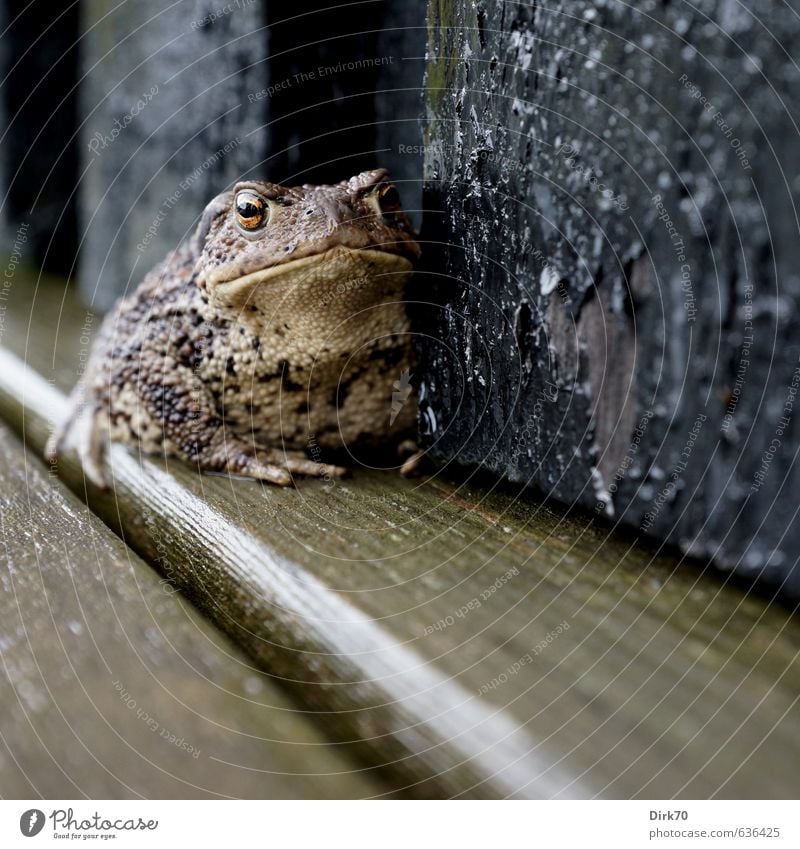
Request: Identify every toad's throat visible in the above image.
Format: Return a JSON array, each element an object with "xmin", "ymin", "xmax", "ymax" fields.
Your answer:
[{"xmin": 207, "ymin": 246, "xmax": 413, "ymax": 307}]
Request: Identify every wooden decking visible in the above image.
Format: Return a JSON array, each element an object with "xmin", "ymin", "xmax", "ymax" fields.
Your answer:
[
  {"xmin": 0, "ymin": 417, "xmax": 378, "ymax": 798},
  {"xmin": 0, "ymin": 272, "xmax": 798, "ymax": 798}
]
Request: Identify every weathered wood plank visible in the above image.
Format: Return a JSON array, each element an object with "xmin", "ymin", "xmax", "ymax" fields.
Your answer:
[
  {"xmin": 1, "ymin": 276, "xmax": 798, "ymax": 798},
  {"xmin": 0, "ymin": 419, "xmax": 379, "ymax": 799}
]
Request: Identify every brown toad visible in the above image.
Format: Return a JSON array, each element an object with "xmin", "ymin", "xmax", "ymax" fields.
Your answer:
[{"xmin": 46, "ymin": 169, "xmax": 421, "ymax": 487}]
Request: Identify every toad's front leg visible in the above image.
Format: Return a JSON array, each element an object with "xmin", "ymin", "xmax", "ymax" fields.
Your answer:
[
  {"xmin": 142, "ymin": 367, "xmax": 348, "ymax": 485},
  {"xmin": 49, "ymin": 360, "xmax": 347, "ymax": 488}
]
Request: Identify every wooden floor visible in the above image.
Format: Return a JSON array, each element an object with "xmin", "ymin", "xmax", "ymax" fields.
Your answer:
[{"xmin": 0, "ymin": 272, "xmax": 798, "ymax": 798}]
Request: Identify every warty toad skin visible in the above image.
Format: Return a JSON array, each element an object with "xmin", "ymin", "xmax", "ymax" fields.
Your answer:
[{"xmin": 46, "ymin": 169, "xmax": 422, "ymax": 487}]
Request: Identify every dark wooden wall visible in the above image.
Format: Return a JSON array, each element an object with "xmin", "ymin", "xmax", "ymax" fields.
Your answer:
[
  {"xmin": 417, "ymin": 0, "xmax": 800, "ymax": 597},
  {"xmin": 0, "ymin": 0, "xmax": 80, "ymax": 273}
]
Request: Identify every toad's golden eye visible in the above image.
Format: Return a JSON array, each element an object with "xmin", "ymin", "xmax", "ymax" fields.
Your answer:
[
  {"xmin": 235, "ymin": 191, "xmax": 267, "ymax": 230},
  {"xmin": 377, "ymin": 183, "xmax": 402, "ymax": 213}
]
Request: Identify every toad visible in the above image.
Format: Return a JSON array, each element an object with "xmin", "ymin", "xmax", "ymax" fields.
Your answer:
[{"xmin": 46, "ymin": 169, "xmax": 422, "ymax": 487}]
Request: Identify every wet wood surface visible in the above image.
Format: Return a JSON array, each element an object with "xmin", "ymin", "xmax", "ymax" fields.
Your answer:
[
  {"xmin": 0, "ymin": 309, "xmax": 380, "ymax": 797},
  {"xmin": 0, "ymin": 416, "xmax": 380, "ymax": 798},
  {"xmin": 0, "ymin": 275, "xmax": 798, "ymax": 798}
]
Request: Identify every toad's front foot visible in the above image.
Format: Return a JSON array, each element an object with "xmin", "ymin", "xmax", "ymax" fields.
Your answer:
[
  {"xmin": 397, "ymin": 439, "xmax": 427, "ymax": 478},
  {"xmin": 205, "ymin": 432, "xmax": 348, "ymax": 486}
]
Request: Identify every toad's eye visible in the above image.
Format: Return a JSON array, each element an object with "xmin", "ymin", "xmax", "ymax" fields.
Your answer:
[
  {"xmin": 377, "ymin": 183, "xmax": 402, "ymax": 213},
  {"xmin": 235, "ymin": 191, "xmax": 267, "ymax": 230}
]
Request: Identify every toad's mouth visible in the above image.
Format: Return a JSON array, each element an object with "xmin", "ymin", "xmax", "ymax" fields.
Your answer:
[{"xmin": 207, "ymin": 246, "xmax": 414, "ymax": 304}]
